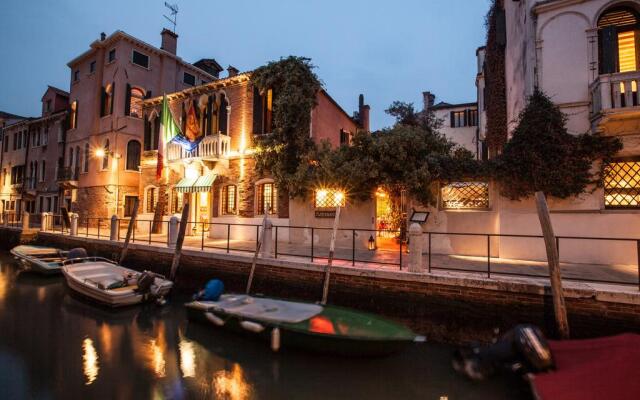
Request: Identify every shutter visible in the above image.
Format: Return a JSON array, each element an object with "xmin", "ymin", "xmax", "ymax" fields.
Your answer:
[
  {"xmin": 110, "ymin": 83, "xmax": 115, "ymax": 115},
  {"xmin": 153, "ymin": 115, "xmax": 160, "ymax": 150},
  {"xmin": 600, "ymin": 26, "xmax": 618, "ymax": 74},
  {"xmin": 464, "ymin": 109, "xmax": 468, "ymax": 127},
  {"xmin": 635, "ymin": 30, "xmax": 640, "ymax": 72},
  {"xmin": 144, "ymin": 117, "xmax": 151, "ymax": 150},
  {"xmin": 450, "ymin": 111, "xmax": 455, "ymax": 127},
  {"xmin": 252, "ymin": 87, "xmax": 263, "ymax": 134},
  {"xmin": 124, "ymin": 83, "xmax": 131, "ymax": 116},
  {"xmin": 219, "ymin": 94, "xmax": 228, "ymax": 134},
  {"xmin": 206, "ymin": 96, "xmax": 213, "ymax": 135},
  {"xmin": 74, "ymin": 101, "xmax": 79, "ymax": 129},
  {"xmin": 100, "ymin": 86, "xmax": 106, "ymax": 117}
]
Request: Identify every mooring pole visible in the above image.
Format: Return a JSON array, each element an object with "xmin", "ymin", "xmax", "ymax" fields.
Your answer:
[
  {"xmin": 119, "ymin": 198, "xmax": 139, "ymax": 265},
  {"xmin": 321, "ymin": 205, "xmax": 341, "ymax": 305},
  {"xmin": 169, "ymin": 203, "xmax": 190, "ymax": 281},
  {"xmin": 246, "ymin": 214, "xmax": 268, "ymax": 294},
  {"xmin": 534, "ymin": 191, "xmax": 570, "ymax": 339}
]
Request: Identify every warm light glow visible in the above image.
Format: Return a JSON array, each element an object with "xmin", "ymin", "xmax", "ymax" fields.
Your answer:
[
  {"xmin": 179, "ymin": 340, "xmax": 196, "ymax": 378},
  {"xmin": 618, "ymin": 31, "xmax": 637, "ymax": 73},
  {"xmin": 95, "ymin": 148, "xmax": 105, "ymax": 158},
  {"xmin": 149, "ymin": 339, "xmax": 166, "ymax": 377},
  {"xmin": 83, "ymin": 338, "xmax": 99, "ymax": 385},
  {"xmin": 185, "ymin": 166, "xmax": 199, "ymax": 180},
  {"xmin": 200, "ymin": 191, "xmax": 208, "ymax": 204},
  {"xmin": 213, "ymin": 364, "xmax": 252, "ymax": 400},
  {"xmin": 314, "ymin": 188, "xmax": 346, "ymax": 208}
]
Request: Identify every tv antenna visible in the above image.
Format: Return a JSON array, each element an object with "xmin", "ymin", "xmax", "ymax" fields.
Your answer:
[{"xmin": 164, "ymin": 2, "xmax": 178, "ymax": 33}]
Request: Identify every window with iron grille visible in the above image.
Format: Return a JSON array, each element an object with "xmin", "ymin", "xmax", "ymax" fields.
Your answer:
[
  {"xmin": 146, "ymin": 187, "xmax": 156, "ymax": 213},
  {"xmin": 314, "ymin": 189, "xmax": 346, "ymax": 208},
  {"xmin": 256, "ymin": 182, "xmax": 277, "ymax": 215},
  {"xmin": 221, "ymin": 185, "xmax": 237, "ymax": 215},
  {"xmin": 604, "ymin": 159, "xmax": 640, "ymax": 208},
  {"xmin": 441, "ymin": 182, "xmax": 489, "ymax": 209}
]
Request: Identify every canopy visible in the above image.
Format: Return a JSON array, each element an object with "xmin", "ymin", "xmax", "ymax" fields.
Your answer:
[{"xmin": 175, "ymin": 174, "xmax": 216, "ymax": 193}]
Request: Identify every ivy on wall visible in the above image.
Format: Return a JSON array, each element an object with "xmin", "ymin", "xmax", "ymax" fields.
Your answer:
[{"xmin": 484, "ymin": 0, "xmax": 508, "ymax": 156}]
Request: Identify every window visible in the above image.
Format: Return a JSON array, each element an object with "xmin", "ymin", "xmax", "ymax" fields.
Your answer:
[
  {"xmin": 128, "ymin": 86, "xmax": 145, "ymax": 118},
  {"xmin": 70, "ymin": 101, "xmax": 78, "ymax": 130},
  {"xmin": 183, "ymin": 72, "xmax": 196, "ymax": 86},
  {"xmin": 340, "ymin": 129, "xmax": 350, "ymax": 146},
  {"xmin": 145, "ymin": 187, "xmax": 157, "ymax": 213},
  {"xmin": 83, "ymin": 143, "xmax": 89, "ymax": 173},
  {"xmin": 221, "ymin": 185, "xmax": 237, "ymax": 215},
  {"xmin": 102, "ymin": 140, "xmax": 109, "ymax": 170},
  {"xmin": 132, "ymin": 50, "xmax": 149, "ymax": 68},
  {"xmin": 170, "ymin": 189, "xmax": 182, "ymax": 214},
  {"xmin": 90, "ymin": 61, "xmax": 96, "ymax": 73},
  {"xmin": 126, "ymin": 140, "xmax": 141, "ymax": 171},
  {"xmin": 101, "ymin": 83, "xmax": 114, "ymax": 116},
  {"xmin": 314, "ymin": 189, "xmax": 346, "ymax": 208},
  {"xmin": 468, "ymin": 110, "xmax": 478, "ymax": 127},
  {"xmin": 598, "ymin": 7, "xmax": 640, "ymax": 74},
  {"xmin": 40, "ymin": 161, "xmax": 45, "ymax": 182},
  {"xmin": 124, "ymin": 196, "xmax": 138, "ymax": 217},
  {"xmin": 43, "ymin": 127, "xmax": 48, "ymax": 145},
  {"xmin": 441, "ymin": 182, "xmax": 489, "ymax": 210},
  {"xmin": 604, "ymin": 159, "xmax": 640, "ymax": 208},
  {"xmin": 450, "ymin": 109, "xmax": 478, "ymax": 128},
  {"xmin": 451, "ymin": 111, "xmax": 466, "ymax": 128},
  {"xmin": 108, "ymin": 49, "xmax": 116, "ymax": 63},
  {"xmin": 3, "ymin": 136, "xmax": 8, "ymax": 152},
  {"xmin": 145, "ymin": 114, "xmax": 160, "ymax": 150},
  {"xmin": 10, "ymin": 165, "xmax": 24, "ymax": 185},
  {"xmin": 256, "ymin": 182, "xmax": 277, "ymax": 215},
  {"xmin": 74, "ymin": 70, "xmax": 79, "ymax": 82},
  {"xmin": 46, "ymin": 100, "xmax": 51, "ymax": 112}
]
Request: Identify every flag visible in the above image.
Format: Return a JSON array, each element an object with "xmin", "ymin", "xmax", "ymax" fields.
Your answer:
[
  {"xmin": 156, "ymin": 94, "xmax": 182, "ymax": 181},
  {"xmin": 171, "ymin": 101, "xmax": 203, "ymax": 152}
]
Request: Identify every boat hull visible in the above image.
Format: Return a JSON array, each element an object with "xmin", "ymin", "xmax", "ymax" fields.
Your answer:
[{"xmin": 10, "ymin": 245, "xmax": 64, "ymax": 275}]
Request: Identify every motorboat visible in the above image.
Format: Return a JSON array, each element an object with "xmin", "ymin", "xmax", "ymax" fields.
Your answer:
[{"xmin": 11, "ymin": 245, "xmax": 69, "ymax": 275}]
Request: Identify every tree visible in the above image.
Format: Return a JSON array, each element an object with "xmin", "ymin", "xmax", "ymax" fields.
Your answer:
[{"xmin": 492, "ymin": 89, "xmax": 622, "ymax": 200}]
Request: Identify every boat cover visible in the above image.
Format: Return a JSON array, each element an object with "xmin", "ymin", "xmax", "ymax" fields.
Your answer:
[
  {"xmin": 12, "ymin": 245, "xmax": 60, "ymax": 256},
  {"xmin": 191, "ymin": 295, "xmax": 323, "ymax": 324},
  {"xmin": 531, "ymin": 333, "xmax": 640, "ymax": 400}
]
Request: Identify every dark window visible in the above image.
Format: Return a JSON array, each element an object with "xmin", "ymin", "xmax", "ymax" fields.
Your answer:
[
  {"xmin": 183, "ymin": 72, "xmax": 196, "ymax": 86},
  {"xmin": 126, "ymin": 140, "xmax": 141, "ymax": 171},
  {"xmin": 132, "ymin": 50, "xmax": 149, "ymax": 68},
  {"xmin": 256, "ymin": 182, "xmax": 277, "ymax": 215},
  {"xmin": 83, "ymin": 143, "xmax": 89, "ymax": 173},
  {"xmin": 124, "ymin": 196, "xmax": 137, "ymax": 217},
  {"xmin": 74, "ymin": 70, "xmax": 79, "ymax": 82},
  {"xmin": 90, "ymin": 61, "xmax": 96, "ymax": 73},
  {"xmin": 101, "ymin": 83, "xmax": 114, "ymax": 117},
  {"xmin": 219, "ymin": 94, "xmax": 228, "ymax": 134},
  {"xmin": 102, "ymin": 140, "xmax": 109, "ymax": 170},
  {"xmin": 451, "ymin": 111, "xmax": 466, "ymax": 128},
  {"xmin": 108, "ymin": 49, "xmax": 116, "ymax": 63},
  {"xmin": 46, "ymin": 99, "xmax": 52, "ymax": 112},
  {"xmin": 340, "ymin": 129, "xmax": 350, "ymax": 145},
  {"xmin": 221, "ymin": 185, "xmax": 237, "ymax": 215},
  {"xmin": 468, "ymin": 109, "xmax": 478, "ymax": 127}
]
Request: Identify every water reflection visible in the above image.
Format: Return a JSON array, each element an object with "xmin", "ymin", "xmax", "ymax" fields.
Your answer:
[
  {"xmin": 213, "ymin": 364, "xmax": 252, "ymax": 400},
  {"xmin": 179, "ymin": 339, "xmax": 196, "ymax": 378},
  {"xmin": 82, "ymin": 338, "xmax": 99, "ymax": 385}
]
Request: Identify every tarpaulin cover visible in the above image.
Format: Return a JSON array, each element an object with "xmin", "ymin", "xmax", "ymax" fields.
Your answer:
[{"xmin": 531, "ymin": 333, "xmax": 640, "ymax": 400}]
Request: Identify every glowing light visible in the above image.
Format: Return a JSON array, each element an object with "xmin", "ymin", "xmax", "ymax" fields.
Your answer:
[
  {"xmin": 213, "ymin": 364, "xmax": 252, "ymax": 400},
  {"xmin": 95, "ymin": 148, "xmax": 105, "ymax": 158},
  {"xmin": 335, "ymin": 191, "xmax": 344, "ymax": 203},
  {"xmin": 179, "ymin": 340, "xmax": 196, "ymax": 378},
  {"xmin": 149, "ymin": 339, "xmax": 166, "ymax": 377},
  {"xmin": 185, "ymin": 166, "xmax": 199, "ymax": 180},
  {"xmin": 314, "ymin": 188, "xmax": 346, "ymax": 208},
  {"xmin": 200, "ymin": 191, "xmax": 208, "ymax": 204},
  {"xmin": 82, "ymin": 338, "xmax": 99, "ymax": 385}
]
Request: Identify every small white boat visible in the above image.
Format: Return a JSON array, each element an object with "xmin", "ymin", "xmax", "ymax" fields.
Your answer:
[
  {"xmin": 10, "ymin": 245, "xmax": 68, "ymax": 275},
  {"xmin": 61, "ymin": 257, "xmax": 173, "ymax": 307}
]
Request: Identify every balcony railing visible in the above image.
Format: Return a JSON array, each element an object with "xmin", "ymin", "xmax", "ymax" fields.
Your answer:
[
  {"xmin": 590, "ymin": 71, "xmax": 640, "ymax": 118},
  {"xmin": 56, "ymin": 166, "xmax": 79, "ymax": 182},
  {"xmin": 166, "ymin": 134, "xmax": 230, "ymax": 162}
]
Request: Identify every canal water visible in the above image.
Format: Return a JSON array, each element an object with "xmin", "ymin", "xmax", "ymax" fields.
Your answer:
[{"xmin": 0, "ymin": 252, "xmax": 530, "ymax": 399}]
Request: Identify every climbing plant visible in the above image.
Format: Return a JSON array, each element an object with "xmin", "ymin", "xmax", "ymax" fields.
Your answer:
[{"xmin": 484, "ymin": 0, "xmax": 508, "ymax": 156}]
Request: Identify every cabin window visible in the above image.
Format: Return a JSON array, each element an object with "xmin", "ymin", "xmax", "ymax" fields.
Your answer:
[
  {"xmin": 604, "ymin": 159, "xmax": 640, "ymax": 208},
  {"xmin": 598, "ymin": 7, "xmax": 640, "ymax": 74},
  {"xmin": 256, "ymin": 182, "xmax": 277, "ymax": 215},
  {"xmin": 441, "ymin": 182, "xmax": 489, "ymax": 210},
  {"xmin": 314, "ymin": 189, "xmax": 346, "ymax": 208},
  {"xmin": 126, "ymin": 140, "xmax": 141, "ymax": 171},
  {"xmin": 221, "ymin": 185, "xmax": 237, "ymax": 215},
  {"xmin": 132, "ymin": 50, "xmax": 149, "ymax": 69}
]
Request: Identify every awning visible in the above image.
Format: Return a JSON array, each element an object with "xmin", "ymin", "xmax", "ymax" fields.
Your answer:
[{"xmin": 175, "ymin": 174, "xmax": 216, "ymax": 193}]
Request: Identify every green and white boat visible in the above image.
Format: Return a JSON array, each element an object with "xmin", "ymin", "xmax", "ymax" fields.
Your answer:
[
  {"xmin": 185, "ymin": 294, "xmax": 420, "ymax": 356},
  {"xmin": 10, "ymin": 245, "xmax": 68, "ymax": 275}
]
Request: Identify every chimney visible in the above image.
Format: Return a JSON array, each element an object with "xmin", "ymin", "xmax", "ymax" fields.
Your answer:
[
  {"xmin": 161, "ymin": 28, "xmax": 178, "ymax": 55},
  {"xmin": 100, "ymin": 32, "xmax": 106, "ymax": 41},
  {"xmin": 227, "ymin": 65, "xmax": 239, "ymax": 77},
  {"xmin": 422, "ymin": 91, "xmax": 435, "ymax": 111},
  {"xmin": 358, "ymin": 94, "xmax": 370, "ymax": 132}
]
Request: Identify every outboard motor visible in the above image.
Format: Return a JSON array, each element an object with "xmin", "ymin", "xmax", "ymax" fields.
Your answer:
[
  {"xmin": 453, "ymin": 325, "xmax": 554, "ymax": 381},
  {"xmin": 137, "ymin": 271, "xmax": 156, "ymax": 294},
  {"xmin": 67, "ymin": 248, "xmax": 88, "ymax": 260}
]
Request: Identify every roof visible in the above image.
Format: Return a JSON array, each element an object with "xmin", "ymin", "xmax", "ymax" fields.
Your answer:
[
  {"xmin": 0, "ymin": 111, "xmax": 26, "ymax": 120},
  {"xmin": 43, "ymin": 85, "xmax": 70, "ymax": 99},
  {"xmin": 430, "ymin": 101, "xmax": 477, "ymax": 111},
  {"xmin": 67, "ymin": 30, "xmax": 214, "ymax": 80},
  {"xmin": 318, "ymin": 89, "xmax": 358, "ymax": 124}
]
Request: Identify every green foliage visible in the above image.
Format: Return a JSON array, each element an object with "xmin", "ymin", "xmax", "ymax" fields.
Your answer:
[
  {"xmin": 251, "ymin": 56, "xmax": 322, "ymax": 197},
  {"xmin": 484, "ymin": 0, "xmax": 508, "ymax": 155},
  {"xmin": 492, "ymin": 89, "xmax": 622, "ymax": 200}
]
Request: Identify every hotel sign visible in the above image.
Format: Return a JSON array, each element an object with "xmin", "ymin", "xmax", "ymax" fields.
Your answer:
[{"xmin": 315, "ymin": 210, "xmax": 336, "ymax": 218}]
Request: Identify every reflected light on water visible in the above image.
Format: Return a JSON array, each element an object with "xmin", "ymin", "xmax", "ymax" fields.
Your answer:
[
  {"xmin": 83, "ymin": 338, "xmax": 99, "ymax": 385},
  {"xmin": 37, "ymin": 287, "xmax": 45, "ymax": 303},
  {"xmin": 213, "ymin": 364, "xmax": 252, "ymax": 400},
  {"xmin": 99, "ymin": 324, "xmax": 113, "ymax": 361},
  {"xmin": 149, "ymin": 339, "xmax": 166, "ymax": 377},
  {"xmin": 179, "ymin": 339, "xmax": 196, "ymax": 378}
]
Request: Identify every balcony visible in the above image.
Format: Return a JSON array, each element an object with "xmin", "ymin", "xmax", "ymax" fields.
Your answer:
[
  {"xmin": 56, "ymin": 166, "xmax": 79, "ymax": 187},
  {"xmin": 166, "ymin": 133, "xmax": 230, "ymax": 163},
  {"xmin": 590, "ymin": 71, "xmax": 640, "ymax": 130}
]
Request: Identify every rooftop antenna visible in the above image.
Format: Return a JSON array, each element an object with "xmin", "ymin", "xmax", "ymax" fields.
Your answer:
[{"xmin": 163, "ymin": 2, "xmax": 178, "ymax": 33}]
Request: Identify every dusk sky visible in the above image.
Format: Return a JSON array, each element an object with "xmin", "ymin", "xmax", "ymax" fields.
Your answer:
[{"xmin": 0, "ymin": 0, "xmax": 490, "ymax": 130}]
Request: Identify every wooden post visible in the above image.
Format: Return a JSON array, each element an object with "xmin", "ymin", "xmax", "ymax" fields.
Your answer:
[
  {"xmin": 246, "ymin": 214, "xmax": 268, "ymax": 295},
  {"xmin": 119, "ymin": 198, "xmax": 139, "ymax": 265},
  {"xmin": 534, "ymin": 191, "xmax": 570, "ymax": 339},
  {"xmin": 169, "ymin": 203, "xmax": 190, "ymax": 281},
  {"xmin": 321, "ymin": 205, "xmax": 341, "ymax": 305}
]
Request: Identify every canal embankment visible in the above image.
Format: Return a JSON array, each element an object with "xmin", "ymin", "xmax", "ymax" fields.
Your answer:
[{"xmin": 2, "ymin": 226, "xmax": 639, "ymax": 344}]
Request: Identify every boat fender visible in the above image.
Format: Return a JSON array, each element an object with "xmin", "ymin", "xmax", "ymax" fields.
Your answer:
[
  {"xmin": 240, "ymin": 321, "xmax": 264, "ymax": 333},
  {"xmin": 205, "ymin": 312, "xmax": 225, "ymax": 326},
  {"xmin": 271, "ymin": 327, "xmax": 281, "ymax": 352},
  {"xmin": 414, "ymin": 335, "xmax": 427, "ymax": 343}
]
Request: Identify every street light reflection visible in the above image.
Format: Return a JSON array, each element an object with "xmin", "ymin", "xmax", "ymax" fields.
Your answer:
[
  {"xmin": 179, "ymin": 339, "xmax": 196, "ymax": 378},
  {"xmin": 213, "ymin": 364, "xmax": 252, "ymax": 400},
  {"xmin": 82, "ymin": 337, "xmax": 99, "ymax": 385}
]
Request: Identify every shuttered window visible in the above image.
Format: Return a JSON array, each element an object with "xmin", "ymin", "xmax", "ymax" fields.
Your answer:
[
  {"xmin": 126, "ymin": 140, "xmax": 141, "ymax": 171},
  {"xmin": 598, "ymin": 7, "xmax": 640, "ymax": 74}
]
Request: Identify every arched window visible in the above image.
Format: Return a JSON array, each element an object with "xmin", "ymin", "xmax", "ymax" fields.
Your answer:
[
  {"xmin": 598, "ymin": 7, "xmax": 640, "ymax": 74},
  {"xmin": 126, "ymin": 140, "xmax": 141, "ymax": 171},
  {"xmin": 40, "ymin": 161, "xmax": 46, "ymax": 182},
  {"xmin": 69, "ymin": 101, "xmax": 78, "ymax": 130},
  {"xmin": 256, "ymin": 180, "xmax": 277, "ymax": 215},
  {"xmin": 102, "ymin": 139, "xmax": 110, "ymax": 170},
  {"xmin": 221, "ymin": 184, "xmax": 237, "ymax": 215},
  {"xmin": 101, "ymin": 83, "xmax": 114, "ymax": 116},
  {"xmin": 75, "ymin": 146, "xmax": 80, "ymax": 174},
  {"xmin": 83, "ymin": 143, "xmax": 89, "ymax": 173},
  {"xmin": 128, "ymin": 87, "xmax": 145, "ymax": 118}
]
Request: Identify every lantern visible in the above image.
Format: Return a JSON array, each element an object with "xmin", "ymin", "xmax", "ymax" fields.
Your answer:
[{"xmin": 368, "ymin": 235, "xmax": 376, "ymax": 251}]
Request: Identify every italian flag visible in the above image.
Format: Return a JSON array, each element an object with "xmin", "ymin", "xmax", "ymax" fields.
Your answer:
[{"xmin": 156, "ymin": 94, "xmax": 181, "ymax": 181}]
